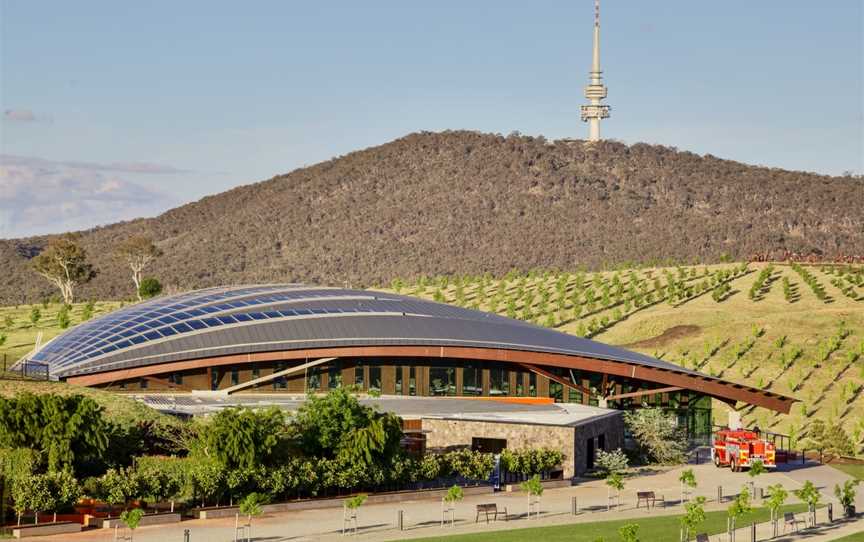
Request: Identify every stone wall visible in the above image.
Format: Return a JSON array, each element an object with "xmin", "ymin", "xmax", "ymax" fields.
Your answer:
[
  {"xmin": 422, "ymin": 418, "xmax": 577, "ymax": 477},
  {"xmin": 422, "ymin": 412, "xmax": 625, "ymax": 478},
  {"xmin": 571, "ymin": 413, "xmax": 625, "ymax": 476}
]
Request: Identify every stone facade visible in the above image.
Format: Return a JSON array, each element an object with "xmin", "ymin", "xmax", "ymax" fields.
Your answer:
[{"xmin": 422, "ymin": 412, "xmax": 624, "ymax": 478}]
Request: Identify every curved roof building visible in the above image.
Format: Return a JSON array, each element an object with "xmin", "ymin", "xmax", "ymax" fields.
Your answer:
[{"xmin": 29, "ymin": 284, "xmax": 793, "ymax": 414}]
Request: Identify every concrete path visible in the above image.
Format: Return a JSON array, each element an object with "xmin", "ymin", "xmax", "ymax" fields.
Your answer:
[{"xmin": 31, "ymin": 462, "xmax": 862, "ymax": 542}]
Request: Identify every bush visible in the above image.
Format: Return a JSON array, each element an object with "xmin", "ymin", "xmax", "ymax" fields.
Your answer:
[
  {"xmin": 138, "ymin": 277, "xmax": 163, "ymax": 299},
  {"xmin": 623, "ymin": 408, "xmax": 687, "ymax": 464},
  {"xmin": 595, "ymin": 448, "xmax": 628, "ymax": 476}
]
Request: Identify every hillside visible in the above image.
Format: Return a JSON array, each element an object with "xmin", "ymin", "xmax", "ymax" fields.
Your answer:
[
  {"xmin": 378, "ymin": 262, "xmax": 864, "ymax": 452},
  {"xmin": 2, "ymin": 131, "xmax": 863, "ymax": 304}
]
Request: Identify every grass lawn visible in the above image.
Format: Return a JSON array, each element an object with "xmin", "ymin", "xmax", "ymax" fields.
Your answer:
[
  {"xmin": 411, "ymin": 504, "xmax": 809, "ymax": 542},
  {"xmin": 833, "ymin": 534, "xmax": 864, "ymax": 542},
  {"xmin": 830, "ymin": 463, "xmax": 864, "ymax": 481}
]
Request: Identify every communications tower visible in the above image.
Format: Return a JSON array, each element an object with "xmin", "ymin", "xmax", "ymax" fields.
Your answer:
[{"xmin": 581, "ymin": 0, "xmax": 610, "ymax": 141}]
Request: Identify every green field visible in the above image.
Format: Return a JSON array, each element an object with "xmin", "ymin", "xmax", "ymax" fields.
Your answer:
[
  {"xmin": 833, "ymin": 533, "xmax": 864, "ymax": 542},
  {"xmin": 382, "ymin": 262, "xmax": 864, "ymax": 452},
  {"xmin": 411, "ymin": 504, "xmax": 809, "ymax": 542},
  {"xmin": 2, "ymin": 262, "xmax": 863, "ymax": 452},
  {"xmin": 831, "ymin": 463, "xmax": 864, "ymax": 481}
]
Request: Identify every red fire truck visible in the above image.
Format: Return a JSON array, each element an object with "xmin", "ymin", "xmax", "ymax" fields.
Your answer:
[{"xmin": 712, "ymin": 428, "xmax": 776, "ymax": 471}]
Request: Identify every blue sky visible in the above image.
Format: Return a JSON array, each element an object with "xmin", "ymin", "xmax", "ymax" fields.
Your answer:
[{"xmin": 1, "ymin": 0, "xmax": 862, "ymax": 238}]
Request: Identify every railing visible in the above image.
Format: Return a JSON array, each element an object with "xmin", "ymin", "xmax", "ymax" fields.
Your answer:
[{"xmin": 1, "ymin": 354, "xmax": 49, "ymax": 381}]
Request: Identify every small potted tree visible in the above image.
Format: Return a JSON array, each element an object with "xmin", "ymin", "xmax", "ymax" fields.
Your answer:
[
  {"xmin": 679, "ymin": 468, "xmax": 697, "ymax": 504},
  {"xmin": 238, "ymin": 492, "xmax": 265, "ymax": 541},
  {"xmin": 834, "ymin": 479, "xmax": 859, "ymax": 518},
  {"xmin": 726, "ymin": 487, "xmax": 751, "ymax": 542},
  {"xmin": 679, "ymin": 496, "xmax": 706, "ymax": 542},
  {"xmin": 521, "ymin": 475, "xmax": 543, "ymax": 519},
  {"xmin": 746, "ymin": 459, "xmax": 766, "ymax": 499},
  {"xmin": 119, "ymin": 508, "xmax": 144, "ymax": 542},
  {"xmin": 605, "ymin": 472, "xmax": 624, "ymax": 511},
  {"xmin": 794, "ymin": 480, "xmax": 821, "ymax": 527},
  {"xmin": 765, "ymin": 483, "xmax": 788, "ymax": 537},
  {"xmin": 441, "ymin": 485, "xmax": 462, "ymax": 527},
  {"xmin": 343, "ymin": 494, "xmax": 367, "ymax": 535}
]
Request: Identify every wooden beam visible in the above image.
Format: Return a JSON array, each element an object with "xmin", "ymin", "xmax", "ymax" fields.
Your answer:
[
  {"xmin": 605, "ymin": 386, "xmax": 683, "ymax": 402},
  {"xmin": 519, "ymin": 363, "xmax": 591, "ymax": 396},
  {"xmin": 222, "ymin": 357, "xmax": 335, "ymax": 394},
  {"xmin": 142, "ymin": 375, "xmax": 193, "ymax": 392},
  {"xmin": 64, "ymin": 344, "xmax": 796, "ymax": 413}
]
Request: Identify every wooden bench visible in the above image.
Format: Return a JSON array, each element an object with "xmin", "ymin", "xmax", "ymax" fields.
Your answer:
[
  {"xmin": 635, "ymin": 491, "xmax": 665, "ymax": 510},
  {"xmin": 475, "ymin": 503, "xmax": 507, "ymax": 523},
  {"xmin": 784, "ymin": 512, "xmax": 804, "ymax": 533}
]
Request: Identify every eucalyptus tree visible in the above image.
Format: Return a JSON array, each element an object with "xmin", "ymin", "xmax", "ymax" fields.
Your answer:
[{"xmin": 31, "ymin": 235, "xmax": 96, "ymax": 305}]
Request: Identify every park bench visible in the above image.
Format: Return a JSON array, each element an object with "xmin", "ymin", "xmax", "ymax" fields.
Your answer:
[
  {"xmin": 695, "ymin": 534, "xmax": 709, "ymax": 542},
  {"xmin": 474, "ymin": 503, "xmax": 507, "ymax": 523},
  {"xmin": 784, "ymin": 511, "xmax": 804, "ymax": 533},
  {"xmin": 635, "ymin": 491, "xmax": 665, "ymax": 510}
]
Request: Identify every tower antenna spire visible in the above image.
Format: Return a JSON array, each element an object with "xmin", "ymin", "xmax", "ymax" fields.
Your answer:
[{"xmin": 581, "ymin": 0, "xmax": 610, "ymax": 141}]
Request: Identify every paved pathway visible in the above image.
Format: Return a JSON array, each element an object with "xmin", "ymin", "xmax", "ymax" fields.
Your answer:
[{"xmin": 32, "ymin": 462, "xmax": 862, "ymax": 542}]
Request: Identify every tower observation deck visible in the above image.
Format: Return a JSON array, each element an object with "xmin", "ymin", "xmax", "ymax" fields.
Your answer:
[{"xmin": 581, "ymin": 0, "xmax": 610, "ymax": 141}]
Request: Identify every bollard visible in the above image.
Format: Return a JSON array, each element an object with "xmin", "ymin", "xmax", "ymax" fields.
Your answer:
[
  {"xmin": 571, "ymin": 496, "xmax": 578, "ymax": 515},
  {"xmin": 828, "ymin": 503, "xmax": 833, "ymax": 523},
  {"xmin": 397, "ymin": 509, "xmax": 404, "ymax": 531},
  {"xmin": 717, "ymin": 486, "xmax": 723, "ymax": 503},
  {"xmin": 183, "ymin": 529, "xmax": 191, "ymax": 542},
  {"xmin": 751, "ymin": 522, "xmax": 756, "ymax": 542}
]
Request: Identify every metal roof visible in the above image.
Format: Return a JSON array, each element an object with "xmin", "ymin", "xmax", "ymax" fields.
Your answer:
[{"xmin": 31, "ymin": 284, "xmax": 708, "ymax": 380}]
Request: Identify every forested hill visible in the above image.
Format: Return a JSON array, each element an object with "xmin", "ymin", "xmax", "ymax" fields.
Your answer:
[{"xmin": 2, "ymin": 131, "xmax": 862, "ymax": 304}]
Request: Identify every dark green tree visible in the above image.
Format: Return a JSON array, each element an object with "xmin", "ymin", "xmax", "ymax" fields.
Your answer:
[
  {"xmin": 192, "ymin": 407, "xmax": 286, "ymax": 470},
  {"xmin": 0, "ymin": 393, "xmax": 109, "ymax": 473},
  {"xmin": 138, "ymin": 277, "xmax": 163, "ymax": 300}
]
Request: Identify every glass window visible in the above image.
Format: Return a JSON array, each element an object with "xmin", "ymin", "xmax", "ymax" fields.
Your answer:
[
  {"xmin": 395, "ymin": 366, "xmax": 403, "ymax": 395},
  {"xmin": 231, "ymin": 367, "xmax": 239, "ymax": 386},
  {"xmin": 172, "ymin": 323, "xmax": 193, "ymax": 333},
  {"xmin": 216, "ymin": 315, "xmax": 237, "ymax": 324},
  {"xmin": 201, "ymin": 318, "xmax": 221, "ymax": 327},
  {"xmin": 233, "ymin": 313, "xmax": 253, "ymax": 322},
  {"xmin": 516, "ymin": 373, "xmax": 525, "ymax": 396},
  {"xmin": 328, "ymin": 363, "xmax": 342, "ymax": 389},
  {"xmin": 462, "ymin": 364, "xmax": 482, "ymax": 396},
  {"xmin": 368, "ymin": 366, "xmax": 381, "ymax": 394},
  {"xmin": 130, "ymin": 335, "xmax": 146, "ymax": 345},
  {"xmin": 529, "ymin": 372, "xmax": 537, "ymax": 397},
  {"xmin": 354, "ymin": 361, "xmax": 365, "ymax": 389},
  {"xmin": 251, "ymin": 365, "xmax": 260, "ymax": 380},
  {"xmin": 273, "ymin": 363, "xmax": 287, "ymax": 389},
  {"xmin": 430, "ymin": 366, "xmax": 456, "ymax": 396},
  {"xmin": 143, "ymin": 331, "xmax": 162, "ymax": 341},
  {"xmin": 308, "ymin": 366, "xmax": 321, "ymax": 390},
  {"xmin": 409, "ymin": 367, "xmax": 416, "ymax": 396},
  {"xmin": 187, "ymin": 320, "xmax": 206, "ymax": 330},
  {"xmin": 140, "ymin": 378, "xmax": 148, "ymax": 390},
  {"xmin": 210, "ymin": 369, "xmax": 219, "ymax": 390},
  {"xmin": 549, "ymin": 380, "xmax": 563, "ymax": 402},
  {"xmin": 159, "ymin": 326, "xmax": 177, "ymax": 337},
  {"xmin": 490, "ymin": 368, "xmax": 509, "ymax": 396}
]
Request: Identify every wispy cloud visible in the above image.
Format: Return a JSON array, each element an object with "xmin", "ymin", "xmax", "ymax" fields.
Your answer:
[
  {"xmin": 0, "ymin": 155, "xmax": 182, "ymax": 239},
  {"xmin": 3, "ymin": 109, "xmax": 53, "ymax": 123}
]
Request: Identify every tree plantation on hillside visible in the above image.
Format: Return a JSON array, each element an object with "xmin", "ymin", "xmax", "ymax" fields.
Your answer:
[{"xmin": 382, "ymin": 262, "xmax": 864, "ymax": 455}]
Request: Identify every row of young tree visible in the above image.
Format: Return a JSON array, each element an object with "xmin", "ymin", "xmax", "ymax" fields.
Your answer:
[
  {"xmin": 30, "ymin": 234, "xmax": 163, "ymax": 305},
  {"xmin": 0, "ymin": 389, "xmax": 563, "ymax": 524}
]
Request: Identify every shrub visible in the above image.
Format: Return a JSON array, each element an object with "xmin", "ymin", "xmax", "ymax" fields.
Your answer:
[
  {"xmin": 595, "ymin": 448, "xmax": 628, "ymax": 476},
  {"xmin": 623, "ymin": 408, "xmax": 687, "ymax": 464},
  {"xmin": 138, "ymin": 277, "xmax": 163, "ymax": 299},
  {"xmin": 56, "ymin": 305, "xmax": 71, "ymax": 329}
]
